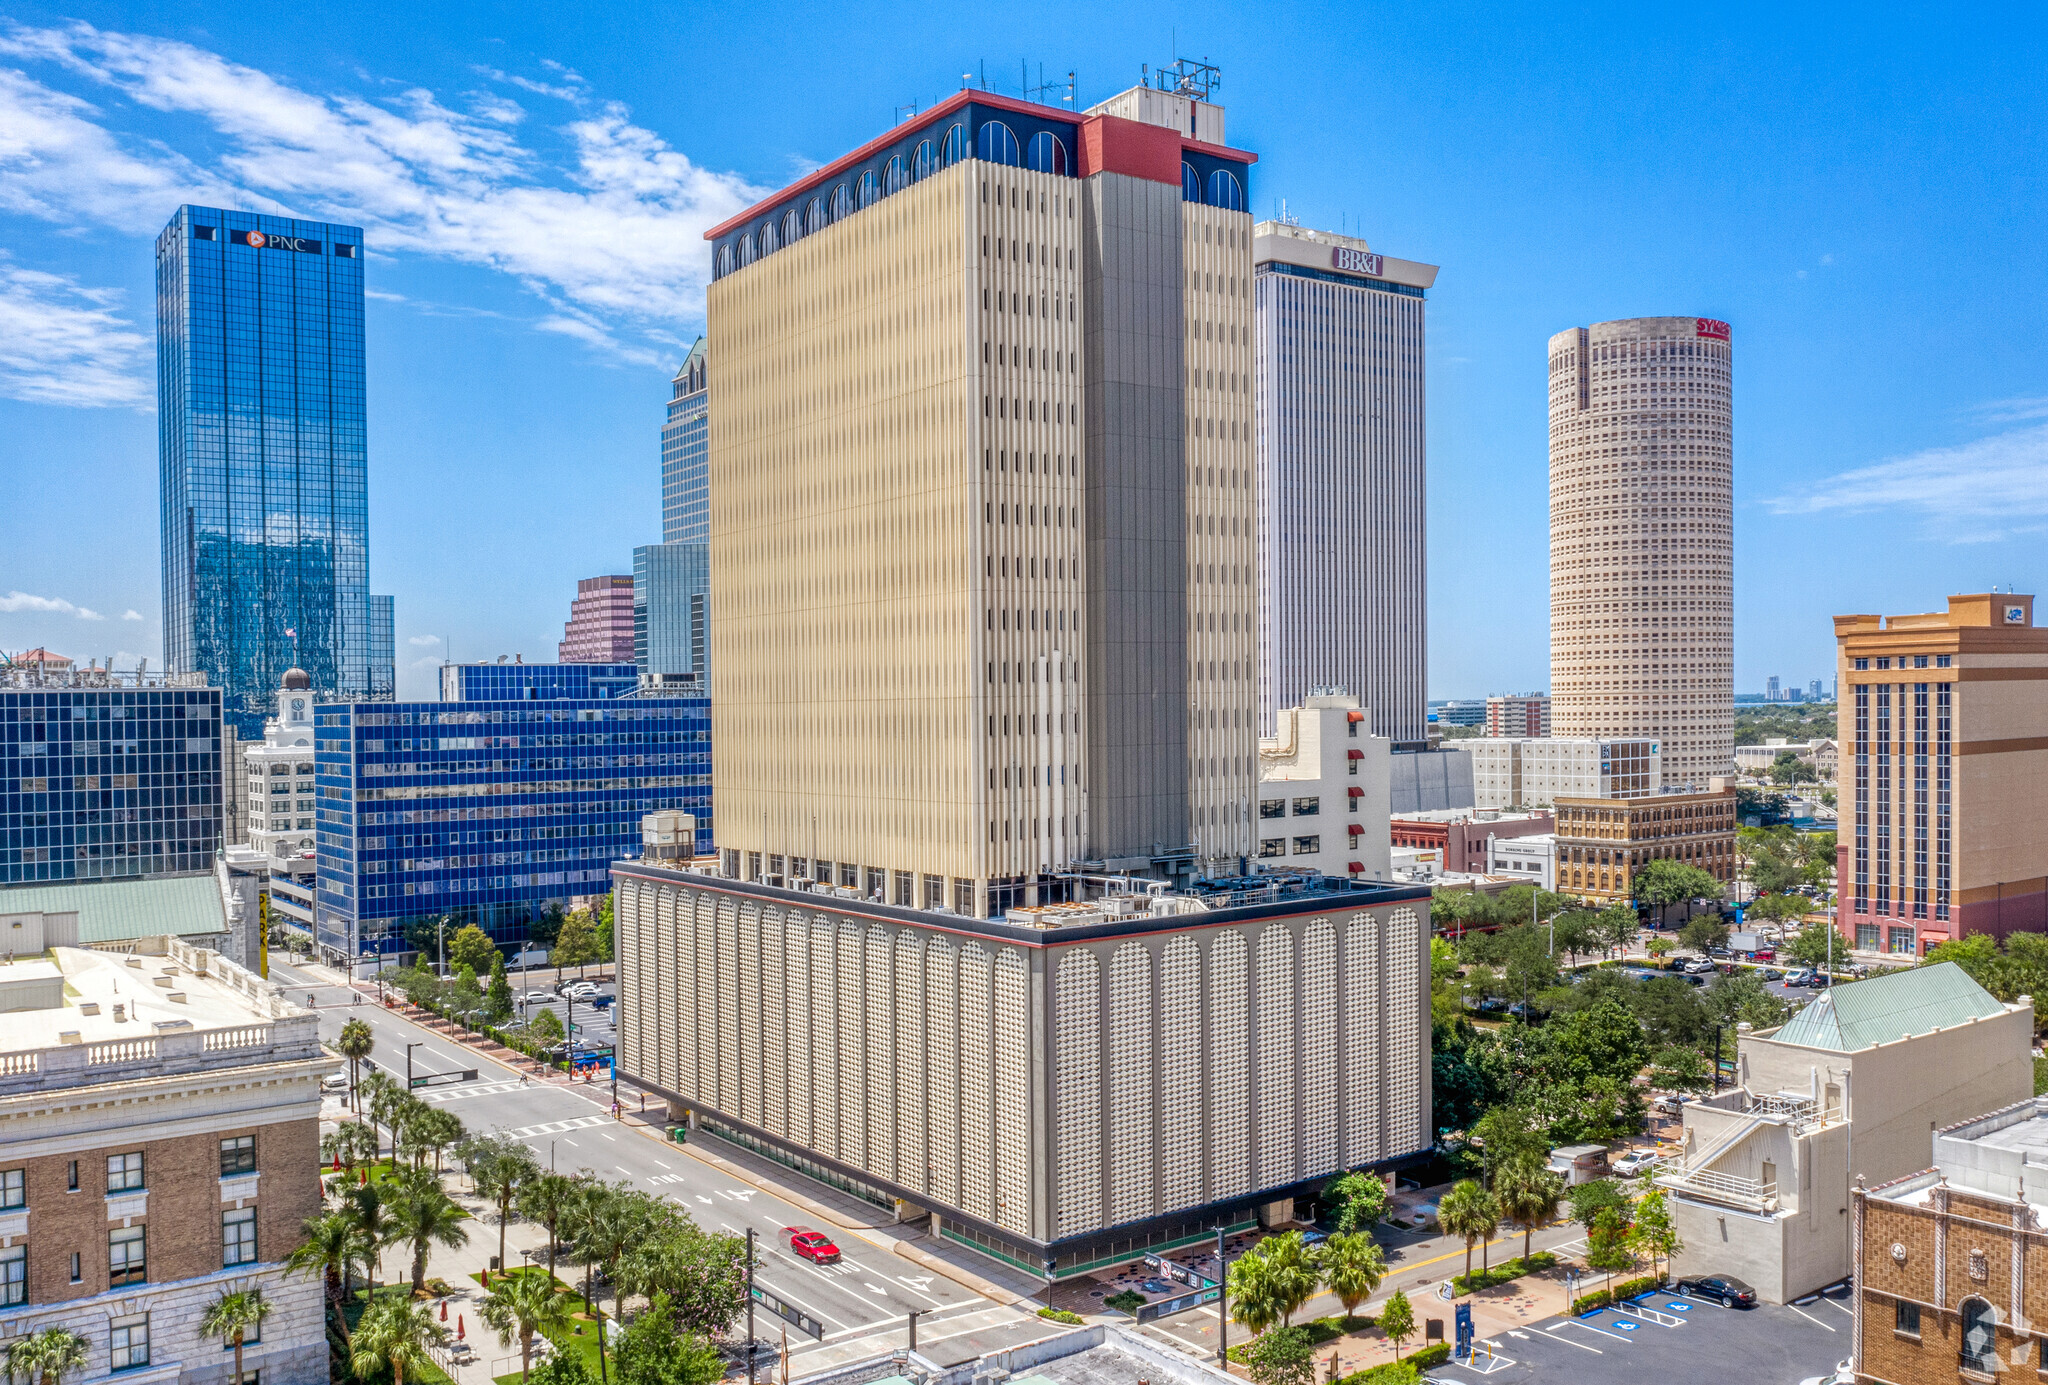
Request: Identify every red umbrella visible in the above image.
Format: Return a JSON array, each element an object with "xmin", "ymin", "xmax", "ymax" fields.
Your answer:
[
  {"xmin": 480, "ymin": 1268, "xmax": 489, "ymax": 1288},
  {"xmin": 332, "ymin": 1155, "xmax": 341, "ymax": 1172},
  {"xmin": 440, "ymin": 1300, "xmax": 448, "ymax": 1322},
  {"xmin": 457, "ymin": 1316, "xmax": 466, "ymax": 1342}
]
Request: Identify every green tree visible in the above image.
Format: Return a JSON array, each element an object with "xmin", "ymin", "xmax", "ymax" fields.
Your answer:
[
  {"xmin": 1595, "ymin": 903, "xmax": 1641, "ymax": 958},
  {"xmin": 1678, "ymin": 915, "xmax": 1729, "ymax": 956},
  {"xmin": 487, "ymin": 953, "xmax": 515, "ymax": 1023},
  {"xmin": 554, "ymin": 910, "xmax": 601, "ymax": 970},
  {"xmin": 202, "ymin": 1288, "xmax": 273, "ymax": 1385},
  {"xmin": 618, "ymin": 1220, "xmax": 751, "ymax": 1340},
  {"xmin": 1225, "ymin": 1248, "xmax": 1284, "ymax": 1334},
  {"xmin": 1549, "ymin": 999, "xmax": 1652, "ymax": 1086},
  {"xmin": 384, "ymin": 1165, "xmax": 471, "ymax": 1295},
  {"xmin": 479, "ymin": 1267, "xmax": 577, "ymax": 1385},
  {"xmin": 351, "ymin": 1296, "xmax": 447, "ymax": 1385},
  {"xmin": 4, "ymin": 1329, "xmax": 89, "ymax": 1385},
  {"xmin": 1627, "ymin": 1187, "xmax": 1682, "ymax": 1283},
  {"xmin": 529, "ymin": 1007, "xmax": 567, "ymax": 1046},
  {"xmin": 532, "ymin": 1356, "xmax": 597, "ymax": 1385},
  {"xmin": 1494, "ymin": 1160, "xmax": 1564, "ymax": 1266},
  {"xmin": 1703, "ymin": 968, "xmax": 1792, "ymax": 1031},
  {"xmin": 1549, "ymin": 910, "xmax": 1600, "ymax": 967},
  {"xmin": 1240, "ymin": 1326, "xmax": 1315, "ymax": 1385},
  {"xmin": 1649, "ymin": 1044, "xmax": 1712, "ymax": 1095},
  {"xmin": 343, "ymin": 1183, "xmax": 397, "ymax": 1293},
  {"xmin": 1768, "ymin": 750, "xmax": 1819, "ymax": 785},
  {"xmin": 1377, "ymin": 1289, "xmax": 1415, "ymax": 1362},
  {"xmin": 1634, "ymin": 860, "xmax": 1721, "ymax": 924},
  {"xmin": 1564, "ymin": 1179, "xmax": 1627, "ymax": 1231},
  {"xmin": 323, "ymin": 1121, "xmax": 380, "ymax": 1173},
  {"xmin": 463, "ymin": 1134, "xmax": 541, "ymax": 1276},
  {"xmin": 1469, "ymin": 1105, "xmax": 1545, "ymax": 1189},
  {"xmin": 338, "ymin": 1016, "xmax": 375, "ymax": 1114},
  {"xmin": 1323, "ymin": 1171, "xmax": 1389, "ymax": 1234},
  {"xmin": 447, "ymin": 923, "xmax": 501, "ymax": 977},
  {"xmin": 449, "ymin": 965, "xmax": 485, "ymax": 1022},
  {"xmin": 518, "ymin": 1172, "xmax": 581, "ymax": 1282},
  {"xmin": 287, "ymin": 1209, "xmax": 370, "ymax": 1349},
  {"xmin": 1321, "ymin": 1232, "xmax": 1385, "ymax": 1321},
  {"xmin": 1439, "ymin": 1179, "xmax": 1499, "ymax": 1282},
  {"xmin": 595, "ymin": 891, "xmax": 616, "ymax": 963},
  {"xmin": 1784, "ymin": 921, "xmax": 1843, "ymax": 971},
  {"xmin": 1586, "ymin": 1205, "xmax": 1637, "ymax": 1295},
  {"xmin": 613, "ymin": 1293, "xmax": 726, "ymax": 1385}
]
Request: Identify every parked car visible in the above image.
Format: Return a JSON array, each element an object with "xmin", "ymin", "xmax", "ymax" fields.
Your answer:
[
  {"xmin": 321, "ymin": 1072, "xmax": 351, "ymax": 1095},
  {"xmin": 1611, "ymin": 1150, "xmax": 1662, "ymax": 1178},
  {"xmin": 558, "ymin": 981, "xmax": 600, "ymax": 1000},
  {"xmin": 517, "ymin": 991, "xmax": 554, "ymax": 1006},
  {"xmin": 1745, "ymin": 947, "xmax": 1778, "ymax": 962},
  {"xmin": 1675, "ymin": 1274, "xmax": 1757, "ymax": 1308},
  {"xmin": 1783, "ymin": 968, "xmax": 1815, "ymax": 986},
  {"xmin": 1805, "ymin": 973, "xmax": 1835, "ymax": 988},
  {"xmin": 1707, "ymin": 947, "xmax": 1732, "ymax": 960},
  {"xmin": 1755, "ymin": 967, "xmax": 1786, "ymax": 982},
  {"xmin": 1651, "ymin": 1094, "xmax": 1691, "ymax": 1116},
  {"xmin": 785, "ymin": 1227, "xmax": 841, "ymax": 1264},
  {"xmin": 1683, "ymin": 959, "xmax": 1716, "ymax": 975}
]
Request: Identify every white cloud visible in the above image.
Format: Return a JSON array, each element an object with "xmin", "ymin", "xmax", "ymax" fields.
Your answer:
[
  {"xmin": 0, "ymin": 589, "xmax": 117, "ymax": 618},
  {"xmin": 1970, "ymin": 396, "xmax": 2048, "ymax": 425},
  {"xmin": 121, "ymin": 609, "xmax": 142, "ymax": 620},
  {"xmin": 0, "ymin": 22, "xmax": 765, "ymax": 356},
  {"xmin": 407, "ymin": 634, "xmax": 441, "ymax": 646},
  {"xmin": 1766, "ymin": 421, "xmax": 2048, "ymax": 542},
  {"xmin": 0, "ymin": 255, "xmax": 151, "ymax": 407}
]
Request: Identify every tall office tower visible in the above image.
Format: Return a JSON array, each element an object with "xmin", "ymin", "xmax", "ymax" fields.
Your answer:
[
  {"xmin": 1251, "ymin": 224, "xmax": 1436, "ymax": 747},
  {"xmin": 635, "ymin": 340, "xmax": 714, "ymax": 680},
  {"xmin": 1548, "ymin": 315, "xmax": 1734, "ymax": 790},
  {"xmin": 156, "ymin": 207, "xmax": 394, "ymax": 738},
  {"xmin": 662, "ymin": 337, "xmax": 709, "ymax": 545},
  {"xmin": 704, "ymin": 77, "xmax": 1258, "ymax": 914},
  {"xmin": 558, "ymin": 575, "xmax": 637, "ymax": 663},
  {"xmin": 1836, "ymin": 594, "xmax": 2048, "ymax": 956}
]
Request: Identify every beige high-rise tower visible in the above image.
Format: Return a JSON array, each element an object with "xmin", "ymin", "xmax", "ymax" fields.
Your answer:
[
  {"xmin": 704, "ymin": 84, "xmax": 1259, "ymax": 918},
  {"xmin": 1547, "ymin": 315, "xmax": 1734, "ymax": 789}
]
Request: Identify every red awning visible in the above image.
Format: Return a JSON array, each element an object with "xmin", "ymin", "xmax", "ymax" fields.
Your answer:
[
  {"xmin": 1347, "ymin": 786, "xmax": 1365, "ymax": 797},
  {"xmin": 1347, "ymin": 823, "xmax": 1365, "ymax": 834},
  {"xmin": 1347, "ymin": 749, "xmax": 1364, "ymax": 760},
  {"xmin": 1348, "ymin": 861, "xmax": 1366, "ymax": 872},
  {"xmin": 1347, "ymin": 711, "xmax": 1367, "ymax": 723}
]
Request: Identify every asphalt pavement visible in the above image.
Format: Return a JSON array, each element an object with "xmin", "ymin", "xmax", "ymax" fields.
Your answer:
[{"xmin": 272, "ymin": 954, "xmax": 1051, "ymax": 1375}]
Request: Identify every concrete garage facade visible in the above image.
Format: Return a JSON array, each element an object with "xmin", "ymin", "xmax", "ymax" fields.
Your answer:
[{"xmin": 613, "ymin": 863, "xmax": 1431, "ymax": 1277}]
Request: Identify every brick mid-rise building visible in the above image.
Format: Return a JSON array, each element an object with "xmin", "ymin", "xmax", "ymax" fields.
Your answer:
[
  {"xmin": 1553, "ymin": 786, "xmax": 1735, "ymax": 903},
  {"xmin": 1854, "ymin": 1096, "xmax": 2048, "ymax": 1383},
  {"xmin": 0, "ymin": 937, "xmax": 332, "ymax": 1385}
]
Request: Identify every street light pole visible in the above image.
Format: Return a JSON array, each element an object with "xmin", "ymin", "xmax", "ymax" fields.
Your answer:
[
  {"xmin": 1215, "ymin": 1227, "xmax": 1230, "ymax": 1366},
  {"xmin": 745, "ymin": 1227, "xmax": 757, "ymax": 1384},
  {"xmin": 406, "ymin": 1041, "xmax": 421, "ymax": 1092}
]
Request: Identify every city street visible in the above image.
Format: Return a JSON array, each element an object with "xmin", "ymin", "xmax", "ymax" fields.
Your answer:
[{"xmin": 272, "ymin": 955, "xmax": 1053, "ymax": 1375}]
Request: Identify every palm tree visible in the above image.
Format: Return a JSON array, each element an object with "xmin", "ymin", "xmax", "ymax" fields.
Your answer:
[
  {"xmin": 343, "ymin": 1183, "xmax": 397, "ymax": 1296},
  {"xmin": 1320, "ymin": 1233, "xmax": 1386, "ymax": 1324},
  {"xmin": 286, "ymin": 1211, "xmax": 369, "ymax": 1348},
  {"xmin": 462, "ymin": 1134, "xmax": 540, "ymax": 1277},
  {"xmin": 569, "ymin": 1182, "xmax": 648, "ymax": 1385},
  {"xmin": 1494, "ymin": 1161, "xmax": 1565, "ymax": 1268},
  {"xmin": 1225, "ymin": 1248, "xmax": 1284, "ymax": 1334},
  {"xmin": 1439, "ymin": 1180, "xmax": 1499, "ymax": 1285},
  {"xmin": 384, "ymin": 1165, "xmax": 471, "ymax": 1295},
  {"xmin": 517, "ymin": 1172, "xmax": 582, "ymax": 1281},
  {"xmin": 351, "ymin": 1296, "xmax": 446, "ymax": 1385},
  {"xmin": 5, "ymin": 1328, "xmax": 90, "ymax": 1385},
  {"xmin": 478, "ymin": 1264, "xmax": 576, "ymax": 1385},
  {"xmin": 1258, "ymin": 1231, "xmax": 1324, "ymax": 1327},
  {"xmin": 202, "ymin": 1288, "xmax": 273, "ymax": 1385},
  {"xmin": 360, "ymin": 1071, "xmax": 401, "ymax": 1162},
  {"xmin": 337, "ymin": 1017, "xmax": 374, "ymax": 1114}
]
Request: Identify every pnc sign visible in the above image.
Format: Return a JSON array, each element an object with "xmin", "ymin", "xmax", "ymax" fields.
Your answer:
[
  {"xmin": 1332, "ymin": 247, "xmax": 1385, "ymax": 277},
  {"xmin": 1695, "ymin": 318, "xmax": 1730, "ymax": 341},
  {"xmin": 234, "ymin": 230, "xmax": 324, "ymax": 254}
]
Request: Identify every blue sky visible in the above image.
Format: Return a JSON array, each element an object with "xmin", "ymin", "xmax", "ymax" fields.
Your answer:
[{"xmin": 2, "ymin": 2, "xmax": 2044, "ymax": 702}]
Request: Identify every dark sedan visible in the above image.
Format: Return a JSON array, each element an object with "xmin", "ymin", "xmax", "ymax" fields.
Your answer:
[{"xmin": 1676, "ymin": 1274, "xmax": 1757, "ymax": 1308}]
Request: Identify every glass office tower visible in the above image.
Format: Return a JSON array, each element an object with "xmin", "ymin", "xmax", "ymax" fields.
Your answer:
[
  {"xmin": 635, "ymin": 338, "xmax": 711, "ymax": 678},
  {"xmin": 156, "ymin": 205, "xmax": 395, "ymax": 739}
]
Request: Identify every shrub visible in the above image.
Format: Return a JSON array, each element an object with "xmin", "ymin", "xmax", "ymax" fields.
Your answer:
[
  {"xmin": 1335, "ymin": 1362, "xmax": 1419, "ymax": 1385},
  {"xmin": 1450, "ymin": 1252, "xmax": 1558, "ymax": 1296},
  {"xmin": 1571, "ymin": 1273, "xmax": 1665, "ymax": 1316},
  {"xmin": 1102, "ymin": 1291, "xmax": 1145, "ymax": 1314},
  {"xmin": 1408, "ymin": 1344, "xmax": 1451, "ymax": 1369},
  {"xmin": 1036, "ymin": 1307, "xmax": 1083, "ymax": 1325}
]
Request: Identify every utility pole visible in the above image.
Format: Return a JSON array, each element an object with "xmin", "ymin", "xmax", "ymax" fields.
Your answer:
[
  {"xmin": 906, "ymin": 1309, "xmax": 924, "ymax": 1353},
  {"xmin": 745, "ymin": 1228, "xmax": 758, "ymax": 1384},
  {"xmin": 1215, "ymin": 1227, "xmax": 1230, "ymax": 1366}
]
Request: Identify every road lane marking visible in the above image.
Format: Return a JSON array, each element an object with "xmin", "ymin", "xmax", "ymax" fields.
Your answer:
[
  {"xmin": 1538, "ymin": 1325, "xmax": 1603, "ymax": 1353},
  {"xmin": 1785, "ymin": 1302, "xmax": 1836, "ymax": 1331}
]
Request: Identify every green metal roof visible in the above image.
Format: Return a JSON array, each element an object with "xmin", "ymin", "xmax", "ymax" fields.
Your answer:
[
  {"xmin": 1772, "ymin": 961, "xmax": 2006, "ymax": 1052},
  {"xmin": 0, "ymin": 874, "xmax": 226, "ymax": 943}
]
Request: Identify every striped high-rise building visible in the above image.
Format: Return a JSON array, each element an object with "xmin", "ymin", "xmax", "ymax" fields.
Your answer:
[
  {"xmin": 1547, "ymin": 315, "xmax": 1735, "ymax": 790},
  {"xmin": 1252, "ymin": 223, "xmax": 1437, "ymax": 747}
]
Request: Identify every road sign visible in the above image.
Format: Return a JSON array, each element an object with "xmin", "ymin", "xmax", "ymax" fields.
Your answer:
[
  {"xmin": 748, "ymin": 1283, "xmax": 825, "ymax": 1340},
  {"xmin": 408, "ymin": 1069, "xmax": 478, "ymax": 1089}
]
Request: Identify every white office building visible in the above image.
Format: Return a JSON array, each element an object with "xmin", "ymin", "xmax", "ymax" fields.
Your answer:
[
  {"xmin": 1256, "ymin": 690, "xmax": 1391, "ymax": 880},
  {"xmin": 1254, "ymin": 222, "xmax": 1438, "ymax": 748},
  {"xmin": 1468, "ymin": 736, "xmax": 1660, "ymax": 810},
  {"xmin": 1485, "ymin": 832, "xmax": 1556, "ymax": 889}
]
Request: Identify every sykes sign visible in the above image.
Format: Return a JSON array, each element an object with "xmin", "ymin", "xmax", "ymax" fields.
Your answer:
[
  {"xmin": 234, "ymin": 230, "xmax": 323, "ymax": 254},
  {"xmin": 1695, "ymin": 318, "xmax": 1730, "ymax": 341},
  {"xmin": 1332, "ymin": 247, "xmax": 1385, "ymax": 277}
]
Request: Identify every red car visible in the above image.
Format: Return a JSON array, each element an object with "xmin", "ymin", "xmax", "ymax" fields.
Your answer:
[{"xmin": 786, "ymin": 1227, "xmax": 841, "ymax": 1264}]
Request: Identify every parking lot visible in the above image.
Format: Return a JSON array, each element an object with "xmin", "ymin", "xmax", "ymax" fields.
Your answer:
[
  {"xmin": 1432, "ymin": 1284, "xmax": 1853, "ymax": 1384},
  {"xmin": 508, "ymin": 968, "xmax": 617, "ymax": 1055}
]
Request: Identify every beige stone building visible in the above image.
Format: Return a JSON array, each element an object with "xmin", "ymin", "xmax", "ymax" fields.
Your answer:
[
  {"xmin": 1656, "ymin": 962, "xmax": 2031, "ymax": 1304},
  {"xmin": 703, "ymin": 85, "xmax": 1258, "ymax": 917},
  {"xmin": 1833, "ymin": 593, "xmax": 2048, "ymax": 957},
  {"xmin": 1552, "ymin": 786, "xmax": 1735, "ymax": 903},
  {"xmin": 1547, "ymin": 316, "xmax": 1734, "ymax": 791}
]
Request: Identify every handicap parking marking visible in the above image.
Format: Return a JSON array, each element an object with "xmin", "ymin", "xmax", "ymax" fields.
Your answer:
[
  {"xmin": 1663, "ymin": 1300, "xmax": 1692, "ymax": 1312},
  {"xmin": 1599, "ymin": 1316, "xmax": 1640, "ymax": 1332}
]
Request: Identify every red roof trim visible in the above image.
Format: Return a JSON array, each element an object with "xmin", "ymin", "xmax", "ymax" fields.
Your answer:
[{"xmin": 706, "ymin": 91, "xmax": 1256, "ymax": 240}]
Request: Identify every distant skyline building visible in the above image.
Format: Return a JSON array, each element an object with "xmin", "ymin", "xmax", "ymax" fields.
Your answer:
[
  {"xmin": 155, "ymin": 206, "xmax": 393, "ymax": 739},
  {"xmin": 1252, "ymin": 223, "xmax": 1437, "ymax": 749},
  {"xmin": 1547, "ymin": 315, "xmax": 1734, "ymax": 790},
  {"xmin": 440, "ymin": 661, "xmax": 639, "ymax": 702},
  {"xmin": 1484, "ymin": 693, "xmax": 1550, "ymax": 738},
  {"xmin": 635, "ymin": 338, "xmax": 712, "ymax": 679},
  {"xmin": 558, "ymin": 575, "xmax": 636, "ymax": 663}
]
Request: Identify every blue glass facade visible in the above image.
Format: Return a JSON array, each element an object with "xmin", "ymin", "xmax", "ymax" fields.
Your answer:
[
  {"xmin": 311, "ymin": 693, "xmax": 711, "ymax": 958},
  {"xmin": 661, "ymin": 339, "xmax": 708, "ymax": 545},
  {"xmin": 156, "ymin": 205, "xmax": 394, "ymax": 740},
  {"xmin": 639, "ymin": 340, "xmax": 712, "ymax": 678},
  {"xmin": 439, "ymin": 663, "xmax": 640, "ymax": 702},
  {"xmin": 0, "ymin": 683, "xmax": 223, "ymax": 885}
]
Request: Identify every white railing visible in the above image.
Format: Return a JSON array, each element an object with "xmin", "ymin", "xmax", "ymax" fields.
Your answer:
[
  {"xmin": 1747, "ymin": 1092, "xmax": 1824, "ymax": 1132},
  {"xmin": 86, "ymin": 1038, "xmax": 156, "ymax": 1065},
  {"xmin": 1663, "ymin": 1166, "xmax": 1776, "ymax": 1205},
  {"xmin": 203, "ymin": 1025, "xmax": 273, "ymax": 1052}
]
